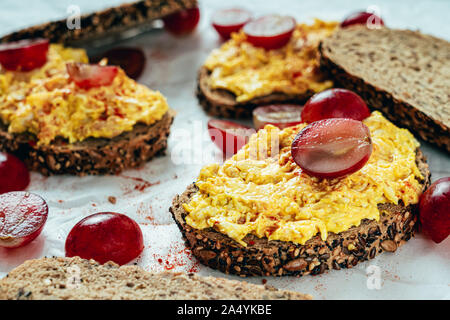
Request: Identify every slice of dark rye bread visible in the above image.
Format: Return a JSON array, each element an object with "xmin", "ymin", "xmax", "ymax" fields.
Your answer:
[
  {"xmin": 197, "ymin": 66, "xmax": 317, "ymax": 119},
  {"xmin": 0, "ymin": 0, "xmax": 198, "ymax": 45},
  {"xmin": 170, "ymin": 150, "xmax": 430, "ymax": 277},
  {"xmin": 319, "ymin": 26, "xmax": 450, "ymax": 153},
  {"xmin": 0, "ymin": 257, "xmax": 311, "ymax": 300},
  {"xmin": 0, "ymin": 110, "xmax": 174, "ymax": 176}
]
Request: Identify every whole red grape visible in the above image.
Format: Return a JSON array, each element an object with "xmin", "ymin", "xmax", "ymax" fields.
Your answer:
[
  {"xmin": 419, "ymin": 177, "xmax": 450, "ymax": 243},
  {"xmin": 65, "ymin": 212, "xmax": 144, "ymax": 265},
  {"xmin": 0, "ymin": 152, "xmax": 30, "ymax": 194}
]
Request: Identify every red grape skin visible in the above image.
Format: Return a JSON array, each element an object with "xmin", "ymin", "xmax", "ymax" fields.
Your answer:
[
  {"xmin": 419, "ymin": 177, "xmax": 450, "ymax": 243},
  {"xmin": 0, "ymin": 152, "xmax": 30, "ymax": 194},
  {"xmin": 253, "ymin": 104, "xmax": 303, "ymax": 130},
  {"xmin": 66, "ymin": 63, "xmax": 118, "ymax": 90},
  {"xmin": 243, "ymin": 15, "xmax": 296, "ymax": 50},
  {"xmin": 291, "ymin": 118, "xmax": 372, "ymax": 179},
  {"xmin": 212, "ymin": 8, "xmax": 252, "ymax": 40},
  {"xmin": 0, "ymin": 38, "xmax": 49, "ymax": 71},
  {"xmin": 0, "ymin": 192, "xmax": 48, "ymax": 248},
  {"xmin": 94, "ymin": 47, "xmax": 146, "ymax": 80},
  {"xmin": 163, "ymin": 7, "xmax": 200, "ymax": 36},
  {"xmin": 301, "ymin": 88, "xmax": 370, "ymax": 123},
  {"xmin": 65, "ymin": 212, "xmax": 144, "ymax": 265}
]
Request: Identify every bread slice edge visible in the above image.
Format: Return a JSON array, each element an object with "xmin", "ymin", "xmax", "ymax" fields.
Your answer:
[{"xmin": 0, "ymin": 256, "xmax": 312, "ymax": 300}]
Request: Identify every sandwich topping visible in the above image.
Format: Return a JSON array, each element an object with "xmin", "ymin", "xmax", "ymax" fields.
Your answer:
[
  {"xmin": 203, "ymin": 19, "xmax": 338, "ymax": 103},
  {"xmin": 183, "ymin": 112, "xmax": 423, "ymax": 246},
  {"xmin": 0, "ymin": 44, "xmax": 168, "ymax": 145}
]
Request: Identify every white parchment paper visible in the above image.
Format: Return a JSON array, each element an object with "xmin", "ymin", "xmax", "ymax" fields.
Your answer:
[{"xmin": 0, "ymin": 0, "xmax": 448, "ymax": 300}]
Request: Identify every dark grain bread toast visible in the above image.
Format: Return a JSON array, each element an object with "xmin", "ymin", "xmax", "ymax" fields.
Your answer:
[
  {"xmin": 319, "ymin": 26, "xmax": 450, "ymax": 153},
  {"xmin": 170, "ymin": 150, "xmax": 430, "ymax": 277},
  {"xmin": 0, "ymin": 110, "xmax": 174, "ymax": 176},
  {"xmin": 0, "ymin": 0, "xmax": 198, "ymax": 45},
  {"xmin": 197, "ymin": 66, "xmax": 314, "ymax": 118},
  {"xmin": 0, "ymin": 257, "xmax": 311, "ymax": 300}
]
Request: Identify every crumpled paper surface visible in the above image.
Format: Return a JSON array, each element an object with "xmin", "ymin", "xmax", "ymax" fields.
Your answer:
[{"xmin": 0, "ymin": 0, "xmax": 449, "ymax": 300}]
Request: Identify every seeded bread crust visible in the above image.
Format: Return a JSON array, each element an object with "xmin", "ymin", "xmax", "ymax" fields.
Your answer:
[
  {"xmin": 0, "ymin": 257, "xmax": 311, "ymax": 300},
  {"xmin": 319, "ymin": 26, "xmax": 450, "ymax": 153},
  {"xmin": 0, "ymin": 0, "xmax": 198, "ymax": 45},
  {"xmin": 197, "ymin": 66, "xmax": 315, "ymax": 118},
  {"xmin": 170, "ymin": 150, "xmax": 430, "ymax": 277},
  {"xmin": 0, "ymin": 110, "xmax": 174, "ymax": 176}
]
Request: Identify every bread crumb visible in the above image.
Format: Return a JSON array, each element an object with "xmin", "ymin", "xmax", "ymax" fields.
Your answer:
[{"xmin": 108, "ymin": 196, "xmax": 117, "ymax": 204}]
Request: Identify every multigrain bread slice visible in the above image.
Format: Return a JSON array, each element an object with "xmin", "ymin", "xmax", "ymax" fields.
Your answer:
[
  {"xmin": 197, "ymin": 66, "xmax": 315, "ymax": 118},
  {"xmin": 319, "ymin": 26, "xmax": 450, "ymax": 153},
  {"xmin": 170, "ymin": 150, "xmax": 430, "ymax": 277},
  {"xmin": 0, "ymin": 110, "xmax": 174, "ymax": 176},
  {"xmin": 0, "ymin": 257, "xmax": 311, "ymax": 300},
  {"xmin": 0, "ymin": 0, "xmax": 198, "ymax": 45}
]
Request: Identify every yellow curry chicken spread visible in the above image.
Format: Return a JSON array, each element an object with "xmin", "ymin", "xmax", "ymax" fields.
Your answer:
[
  {"xmin": 204, "ymin": 19, "xmax": 338, "ymax": 102},
  {"xmin": 184, "ymin": 112, "xmax": 423, "ymax": 246},
  {"xmin": 0, "ymin": 45, "xmax": 168, "ymax": 145}
]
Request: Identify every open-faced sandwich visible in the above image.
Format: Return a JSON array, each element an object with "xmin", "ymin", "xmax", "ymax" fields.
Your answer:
[
  {"xmin": 171, "ymin": 88, "xmax": 431, "ymax": 277},
  {"xmin": 197, "ymin": 15, "xmax": 338, "ymax": 118},
  {"xmin": 0, "ymin": 39, "xmax": 174, "ymax": 176}
]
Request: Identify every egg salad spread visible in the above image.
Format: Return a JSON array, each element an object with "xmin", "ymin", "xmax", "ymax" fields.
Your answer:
[
  {"xmin": 183, "ymin": 112, "xmax": 424, "ymax": 246},
  {"xmin": 203, "ymin": 19, "xmax": 338, "ymax": 103},
  {"xmin": 0, "ymin": 45, "xmax": 168, "ymax": 145}
]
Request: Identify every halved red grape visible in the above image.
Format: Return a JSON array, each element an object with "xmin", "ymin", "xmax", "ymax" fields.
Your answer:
[
  {"xmin": 66, "ymin": 63, "xmax": 118, "ymax": 90},
  {"xmin": 253, "ymin": 104, "xmax": 303, "ymax": 130},
  {"xmin": 341, "ymin": 11, "xmax": 384, "ymax": 28},
  {"xmin": 419, "ymin": 177, "xmax": 450, "ymax": 243},
  {"xmin": 0, "ymin": 152, "xmax": 30, "ymax": 194},
  {"xmin": 0, "ymin": 38, "xmax": 49, "ymax": 71},
  {"xmin": 94, "ymin": 47, "xmax": 146, "ymax": 80},
  {"xmin": 65, "ymin": 212, "xmax": 144, "ymax": 265},
  {"xmin": 301, "ymin": 89, "xmax": 370, "ymax": 123},
  {"xmin": 163, "ymin": 7, "xmax": 200, "ymax": 36},
  {"xmin": 291, "ymin": 118, "xmax": 372, "ymax": 179},
  {"xmin": 243, "ymin": 15, "xmax": 296, "ymax": 50},
  {"xmin": 208, "ymin": 119, "xmax": 252, "ymax": 155},
  {"xmin": 0, "ymin": 192, "xmax": 48, "ymax": 248},
  {"xmin": 212, "ymin": 8, "xmax": 252, "ymax": 40}
]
